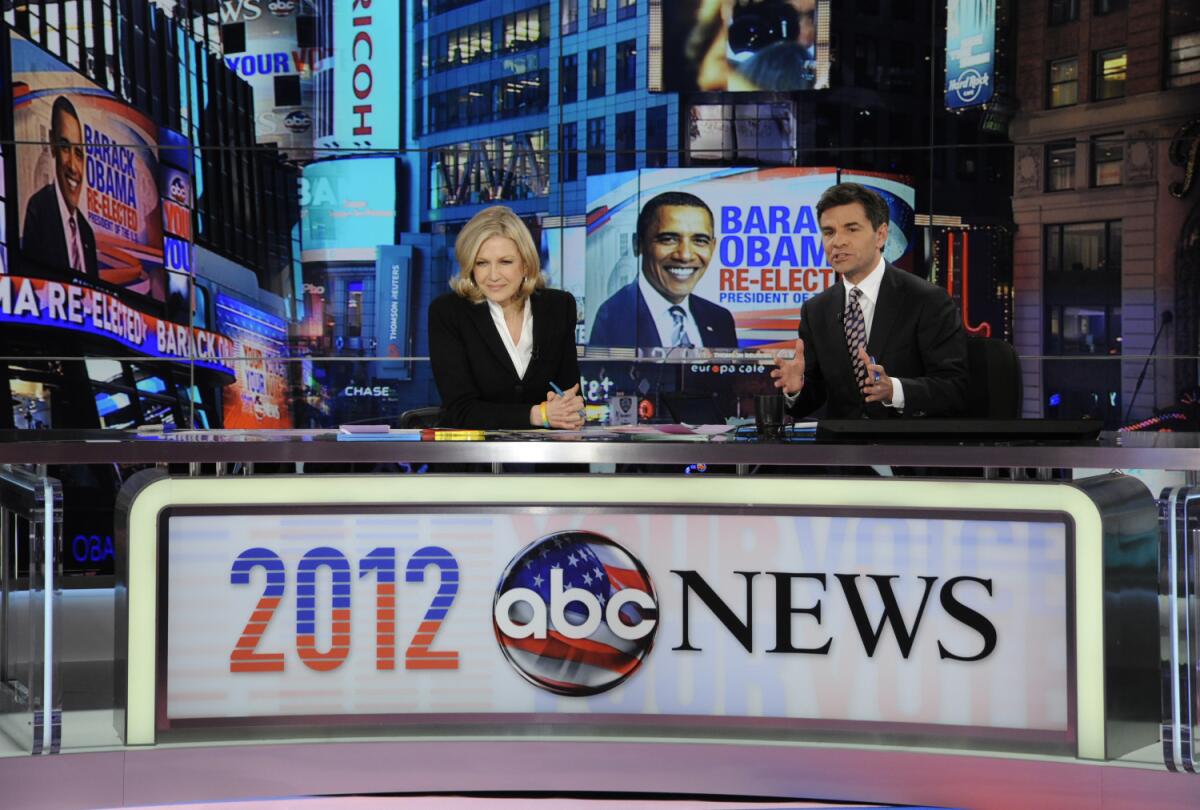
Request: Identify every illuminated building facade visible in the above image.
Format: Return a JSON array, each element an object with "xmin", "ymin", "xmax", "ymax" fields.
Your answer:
[{"xmin": 1009, "ymin": 0, "xmax": 1200, "ymax": 424}]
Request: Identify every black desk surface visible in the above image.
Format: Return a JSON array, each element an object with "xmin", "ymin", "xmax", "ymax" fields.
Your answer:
[{"xmin": 0, "ymin": 425, "xmax": 1197, "ymax": 469}]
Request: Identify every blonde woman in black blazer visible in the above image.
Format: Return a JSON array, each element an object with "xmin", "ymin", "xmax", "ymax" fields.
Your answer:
[{"xmin": 428, "ymin": 206, "xmax": 585, "ymax": 429}]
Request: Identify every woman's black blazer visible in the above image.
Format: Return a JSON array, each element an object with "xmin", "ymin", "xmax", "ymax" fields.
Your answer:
[{"xmin": 428, "ymin": 288, "xmax": 581, "ymax": 428}]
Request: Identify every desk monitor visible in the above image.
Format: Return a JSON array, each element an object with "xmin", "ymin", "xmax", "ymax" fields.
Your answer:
[
  {"xmin": 661, "ymin": 392, "xmax": 726, "ymax": 425},
  {"xmin": 816, "ymin": 418, "xmax": 1103, "ymax": 443}
]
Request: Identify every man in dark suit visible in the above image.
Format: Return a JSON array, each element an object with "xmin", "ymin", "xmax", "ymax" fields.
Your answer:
[
  {"xmin": 772, "ymin": 183, "xmax": 967, "ymax": 418},
  {"xmin": 589, "ymin": 191, "xmax": 737, "ymax": 350},
  {"xmin": 21, "ymin": 96, "xmax": 99, "ymax": 277}
]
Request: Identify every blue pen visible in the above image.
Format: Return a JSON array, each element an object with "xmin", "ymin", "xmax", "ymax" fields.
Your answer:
[
  {"xmin": 549, "ymin": 381, "xmax": 586, "ymax": 421},
  {"xmin": 869, "ymin": 355, "xmax": 881, "ymax": 381}
]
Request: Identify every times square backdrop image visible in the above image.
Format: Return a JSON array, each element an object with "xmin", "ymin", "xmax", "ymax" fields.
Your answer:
[{"xmin": 0, "ymin": 0, "xmax": 1197, "ymax": 442}]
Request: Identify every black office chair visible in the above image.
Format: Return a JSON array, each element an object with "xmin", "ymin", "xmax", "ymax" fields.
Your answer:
[
  {"xmin": 965, "ymin": 337, "xmax": 1023, "ymax": 419},
  {"xmin": 398, "ymin": 406, "xmax": 442, "ymax": 429}
]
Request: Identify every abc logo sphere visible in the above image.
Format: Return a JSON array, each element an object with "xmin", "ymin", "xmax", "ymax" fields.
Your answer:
[{"xmin": 492, "ymin": 531, "xmax": 658, "ymax": 696}]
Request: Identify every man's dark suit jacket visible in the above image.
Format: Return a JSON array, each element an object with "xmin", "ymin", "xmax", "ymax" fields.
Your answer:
[
  {"xmin": 788, "ymin": 263, "xmax": 968, "ymax": 419},
  {"xmin": 21, "ymin": 184, "xmax": 99, "ymax": 277},
  {"xmin": 429, "ymin": 288, "xmax": 581, "ymax": 429},
  {"xmin": 588, "ymin": 280, "xmax": 738, "ymax": 349}
]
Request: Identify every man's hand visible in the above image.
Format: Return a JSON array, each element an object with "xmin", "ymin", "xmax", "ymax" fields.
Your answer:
[
  {"xmin": 771, "ymin": 338, "xmax": 806, "ymax": 394},
  {"xmin": 858, "ymin": 347, "xmax": 893, "ymax": 403}
]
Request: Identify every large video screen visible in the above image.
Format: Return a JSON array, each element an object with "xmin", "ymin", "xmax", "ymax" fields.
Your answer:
[
  {"xmin": 653, "ymin": 0, "xmax": 831, "ymax": 92},
  {"xmin": 584, "ymin": 168, "xmax": 915, "ymax": 352},
  {"xmin": 196, "ymin": 0, "xmax": 318, "ymax": 159},
  {"xmin": 299, "ymin": 157, "xmax": 398, "ymax": 261},
  {"xmin": 10, "ymin": 32, "xmax": 166, "ymax": 300},
  {"xmin": 214, "ymin": 293, "xmax": 293, "ymax": 429}
]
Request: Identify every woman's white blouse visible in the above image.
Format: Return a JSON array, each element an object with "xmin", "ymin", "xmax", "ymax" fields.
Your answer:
[{"xmin": 486, "ymin": 297, "xmax": 533, "ymax": 379}]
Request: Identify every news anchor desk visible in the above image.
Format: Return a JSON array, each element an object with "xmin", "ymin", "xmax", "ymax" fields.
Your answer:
[{"xmin": 0, "ymin": 428, "xmax": 1198, "ymax": 809}]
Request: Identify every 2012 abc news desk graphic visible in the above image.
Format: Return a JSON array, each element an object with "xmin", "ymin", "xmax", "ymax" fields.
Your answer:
[
  {"xmin": 164, "ymin": 511, "xmax": 1049, "ymax": 725},
  {"xmin": 111, "ymin": 473, "xmax": 1137, "ymax": 759}
]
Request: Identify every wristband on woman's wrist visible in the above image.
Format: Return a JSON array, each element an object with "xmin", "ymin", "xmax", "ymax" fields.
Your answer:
[{"xmin": 540, "ymin": 402, "xmax": 550, "ymax": 428}]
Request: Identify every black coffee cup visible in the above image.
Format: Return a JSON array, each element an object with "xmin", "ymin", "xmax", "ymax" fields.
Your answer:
[{"xmin": 755, "ymin": 393, "xmax": 786, "ymax": 439}]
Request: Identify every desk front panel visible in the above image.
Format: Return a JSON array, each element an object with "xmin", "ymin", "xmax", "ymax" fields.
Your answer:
[{"xmin": 116, "ymin": 474, "xmax": 1124, "ymax": 757}]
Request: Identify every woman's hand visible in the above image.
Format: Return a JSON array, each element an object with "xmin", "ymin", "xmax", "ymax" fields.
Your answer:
[{"xmin": 545, "ymin": 383, "xmax": 585, "ymax": 429}]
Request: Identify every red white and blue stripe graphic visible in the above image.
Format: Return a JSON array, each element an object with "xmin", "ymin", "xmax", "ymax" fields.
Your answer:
[
  {"xmin": 405, "ymin": 546, "xmax": 460, "ymax": 670},
  {"xmin": 295, "ymin": 547, "xmax": 352, "ymax": 672},
  {"xmin": 228, "ymin": 547, "xmax": 286, "ymax": 673}
]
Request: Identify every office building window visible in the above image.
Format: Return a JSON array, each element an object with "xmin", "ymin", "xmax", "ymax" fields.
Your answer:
[
  {"xmin": 1167, "ymin": 29, "xmax": 1200, "ymax": 88},
  {"xmin": 430, "ymin": 130, "xmax": 550, "ymax": 207},
  {"xmin": 561, "ymin": 0, "xmax": 579, "ymax": 35},
  {"xmin": 1045, "ymin": 304, "xmax": 1122, "ymax": 355},
  {"xmin": 1093, "ymin": 47, "xmax": 1126, "ymax": 100},
  {"xmin": 586, "ymin": 116, "xmax": 606, "ymax": 175},
  {"xmin": 429, "ymin": 21, "xmax": 494, "ymax": 72},
  {"xmin": 425, "ymin": 72, "xmax": 550, "ymax": 134},
  {"xmin": 1091, "ymin": 134, "xmax": 1123, "ymax": 186},
  {"xmin": 589, "ymin": 0, "xmax": 607, "ymax": 28},
  {"xmin": 560, "ymin": 54, "xmax": 578, "ymax": 103},
  {"xmin": 616, "ymin": 39, "xmax": 636, "ymax": 92},
  {"xmin": 1045, "ymin": 141, "xmax": 1076, "ymax": 191},
  {"xmin": 615, "ymin": 111, "xmax": 636, "ymax": 171},
  {"xmin": 587, "ymin": 46, "xmax": 606, "ymax": 98},
  {"xmin": 646, "ymin": 105, "xmax": 668, "ymax": 168},
  {"xmin": 1047, "ymin": 57, "xmax": 1078, "ymax": 107},
  {"xmin": 503, "ymin": 6, "xmax": 549, "ymax": 52},
  {"xmin": 617, "ymin": 0, "xmax": 637, "ymax": 21},
  {"xmin": 1049, "ymin": 0, "xmax": 1079, "ymax": 25},
  {"xmin": 560, "ymin": 122, "xmax": 578, "ymax": 181},
  {"xmin": 1044, "ymin": 221, "xmax": 1122, "ymax": 355},
  {"xmin": 1046, "ymin": 221, "xmax": 1121, "ymax": 275},
  {"xmin": 1095, "ymin": 0, "xmax": 1127, "ymax": 13}
]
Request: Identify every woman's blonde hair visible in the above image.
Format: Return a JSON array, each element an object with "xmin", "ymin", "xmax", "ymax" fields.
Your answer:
[{"xmin": 450, "ymin": 206, "xmax": 546, "ymax": 304}]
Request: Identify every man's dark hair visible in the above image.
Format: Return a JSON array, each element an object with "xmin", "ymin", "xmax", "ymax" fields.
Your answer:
[
  {"xmin": 815, "ymin": 182, "xmax": 889, "ymax": 230},
  {"xmin": 50, "ymin": 95, "xmax": 80, "ymax": 140},
  {"xmin": 635, "ymin": 191, "xmax": 714, "ymax": 250}
]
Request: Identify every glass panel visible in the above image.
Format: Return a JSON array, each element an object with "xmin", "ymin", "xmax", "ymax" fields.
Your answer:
[
  {"xmin": 1049, "ymin": 58, "xmax": 1079, "ymax": 107},
  {"xmin": 1094, "ymin": 48, "xmax": 1127, "ymax": 100},
  {"xmin": 1168, "ymin": 32, "xmax": 1200, "ymax": 87},
  {"xmin": 1091, "ymin": 135, "xmax": 1124, "ymax": 186},
  {"xmin": 561, "ymin": 0, "xmax": 579, "ymax": 35},
  {"xmin": 1049, "ymin": 0, "xmax": 1080, "ymax": 24},
  {"xmin": 1061, "ymin": 223, "xmax": 1107, "ymax": 273},
  {"xmin": 0, "ymin": 469, "xmax": 63, "ymax": 755},
  {"xmin": 1046, "ymin": 142, "xmax": 1076, "ymax": 191}
]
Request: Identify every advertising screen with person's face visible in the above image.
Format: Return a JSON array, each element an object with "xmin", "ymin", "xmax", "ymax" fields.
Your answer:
[
  {"xmin": 11, "ymin": 32, "xmax": 166, "ymax": 300},
  {"xmin": 584, "ymin": 167, "xmax": 915, "ymax": 352},
  {"xmin": 654, "ymin": 0, "xmax": 831, "ymax": 92}
]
